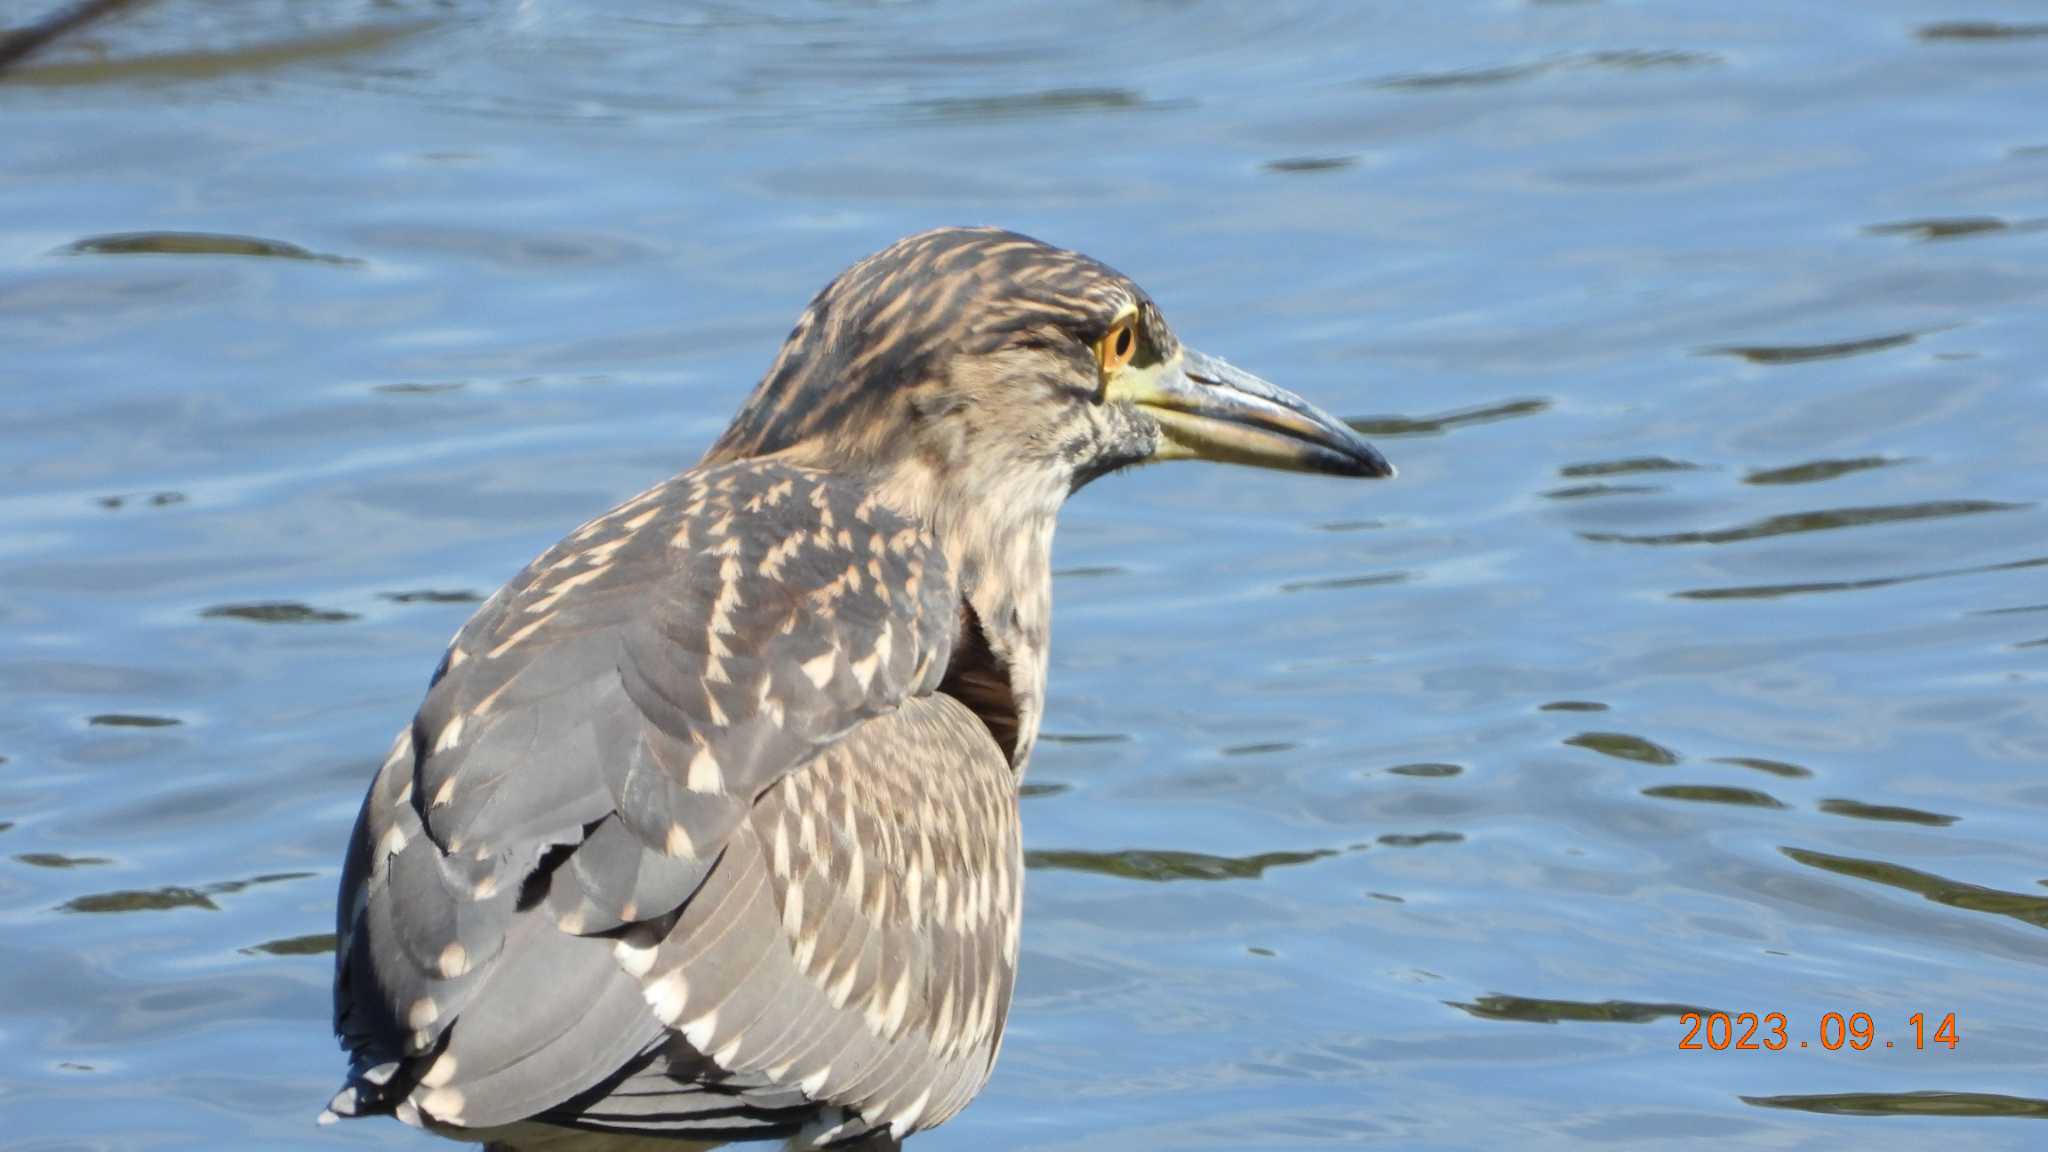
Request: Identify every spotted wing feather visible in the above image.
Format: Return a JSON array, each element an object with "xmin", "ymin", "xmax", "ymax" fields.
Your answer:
[
  {"xmin": 608, "ymin": 693, "xmax": 1022, "ymax": 1142},
  {"xmin": 333, "ymin": 460, "xmax": 961, "ymax": 1131}
]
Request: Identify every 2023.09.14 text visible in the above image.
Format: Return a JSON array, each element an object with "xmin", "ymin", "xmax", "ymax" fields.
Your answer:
[{"xmin": 1679, "ymin": 1012, "xmax": 1959, "ymax": 1052}]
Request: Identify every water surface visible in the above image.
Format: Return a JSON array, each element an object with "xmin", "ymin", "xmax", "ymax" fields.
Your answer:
[{"xmin": 2, "ymin": 2, "xmax": 2045, "ymax": 1149}]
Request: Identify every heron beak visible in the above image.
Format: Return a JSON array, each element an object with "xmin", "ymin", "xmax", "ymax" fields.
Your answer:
[{"xmin": 1115, "ymin": 348, "xmax": 1394, "ymax": 478}]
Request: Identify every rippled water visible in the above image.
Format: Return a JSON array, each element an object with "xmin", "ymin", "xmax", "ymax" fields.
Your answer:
[{"xmin": 3, "ymin": 2, "xmax": 2045, "ymax": 1148}]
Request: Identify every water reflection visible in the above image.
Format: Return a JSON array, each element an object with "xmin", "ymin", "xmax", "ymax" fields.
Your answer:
[
  {"xmin": 1916, "ymin": 22, "xmax": 2048, "ymax": 42},
  {"xmin": 199, "ymin": 601, "xmax": 359, "ymax": 623},
  {"xmin": 1744, "ymin": 1092, "xmax": 2048, "ymax": 1118},
  {"xmin": 1743, "ymin": 456, "xmax": 1900, "ymax": 485},
  {"xmin": 1782, "ymin": 849, "xmax": 2048, "ymax": 931},
  {"xmin": 96, "ymin": 491, "xmax": 187, "ymax": 509},
  {"xmin": 58, "ymin": 871, "xmax": 316, "ymax": 915},
  {"xmin": 60, "ymin": 885, "xmax": 222, "ymax": 913},
  {"xmin": 1543, "ymin": 482, "xmax": 1662, "ymax": 500},
  {"xmin": 1642, "ymin": 784, "xmax": 1786, "ymax": 809},
  {"xmin": 1280, "ymin": 570, "xmax": 1410, "ymax": 593},
  {"xmin": 1705, "ymin": 332, "xmax": 1918, "ymax": 364},
  {"xmin": 1263, "ymin": 156, "xmax": 1355, "ymax": 174},
  {"xmin": 1865, "ymin": 216, "xmax": 2041, "ymax": 241},
  {"xmin": 86, "ymin": 713, "xmax": 180, "ymax": 728},
  {"xmin": 1387, "ymin": 762, "xmax": 1462, "ymax": 778},
  {"xmin": 1376, "ymin": 832, "xmax": 1463, "ymax": 848},
  {"xmin": 243, "ymin": 933, "xmax": 337, "ymax": 957},
  {"xmin": 1449, "ymin": 995, "xmax": 1707, "ymax": 1025},
  {"xmin": 1818, "ymin": 798, "xmax": 1958, "ymax": 827},
  {"xmin": 1373, "ymin": 50, "xmax": 1718, "ymax": 92},
  {"xmin": 374, "ymin": 381, "xmax": 468, "ymax": 396},
  {"xmin": 377, "ymin": 589, "xmax": 484, "ymax": 604},
  {"xmin": 1676, "ymin": 552, "xmax": 2048, "ymax": 601},
  {"xmin": 1583, "ymin": 500, "xmax": 2025, "ymax": 547},
  {"xmin": 1025, "ymin": 848, "xmax": 1337, "ymax": 883},
  {"xmin": 1347, "ymin": 398, "xmax": 1549, "ymax": 438},
  {"xmin": 1221, "ymin": 741, "xmax": 1297, "ymax": 757},
  {"xmin": 3, "ymin": 19, "xmax": 433, "ymax": 86},
  {"xmin": 15, "ymin": 852, "xmax": 113, "ymax": 869},
  {"xmin": 62, "ymin": 231, "xmax": 361, "ymax": 265},
  {"xmin": 911, "ymin": 87, "xmax": 1159, "ymax": 120},
  {"xmin": 1565, "ymin": 731, "xmax": 1679, "ymax": 766},
  {"xmin": 1559, "ymin": 457, "xmax": 1700, "ymax": 478},
  {"xmin": 1713, "ymin": 756, "xmax": 1813, "ymax": 779}
]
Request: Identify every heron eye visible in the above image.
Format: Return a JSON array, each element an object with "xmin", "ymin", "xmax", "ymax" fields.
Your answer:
[{"xmin": 1097, "ymin": 318, "xmax": 1137, "ymax": 376}]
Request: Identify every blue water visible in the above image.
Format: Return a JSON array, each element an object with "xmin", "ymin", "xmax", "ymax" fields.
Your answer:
[{"xmin": 2, "ymin": 2, "xmax": 2045, "ymax": 1148}]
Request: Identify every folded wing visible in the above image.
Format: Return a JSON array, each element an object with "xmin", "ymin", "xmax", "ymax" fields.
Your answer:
[{"xmin": 332, "ymin": 460, "xmax": 991, "ymax": 1140}]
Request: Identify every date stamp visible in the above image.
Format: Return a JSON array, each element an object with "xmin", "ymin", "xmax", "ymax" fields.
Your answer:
[{"xmin": 1679, "ymin": 1011, "xmax": 1960, "ymax": 1052}]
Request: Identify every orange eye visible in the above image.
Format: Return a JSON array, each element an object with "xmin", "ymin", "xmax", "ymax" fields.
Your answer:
[{"xmin": 1098, "ymin": 319, "xmax": 1137, "ymax": 375}]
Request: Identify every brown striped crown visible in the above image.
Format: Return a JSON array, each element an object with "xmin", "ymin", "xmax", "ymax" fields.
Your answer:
[{"xmin": 704, "ymin": 227, "xmax": 1173, "ymax": 469}]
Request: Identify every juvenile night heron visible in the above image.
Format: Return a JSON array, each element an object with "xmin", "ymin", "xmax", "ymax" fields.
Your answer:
[{"xmin": 330, "ymin": 226, "xmax": 1392, "ymax": 1150}]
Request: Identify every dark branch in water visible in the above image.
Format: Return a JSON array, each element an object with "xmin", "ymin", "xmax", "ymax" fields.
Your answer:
[{"xmin": 0, "ymin": 0, "xmax": 145, "ymax": 75}]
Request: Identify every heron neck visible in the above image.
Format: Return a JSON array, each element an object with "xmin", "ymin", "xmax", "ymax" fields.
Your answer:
[{"xmin": 871, "ymin": 455, "xmax": 1062, "ymax": 774}]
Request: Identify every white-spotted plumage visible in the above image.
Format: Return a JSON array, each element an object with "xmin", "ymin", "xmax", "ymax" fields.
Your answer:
[{"xmin": 327, "ymin": 226, "xmax": 1367, "ymax": 1151}]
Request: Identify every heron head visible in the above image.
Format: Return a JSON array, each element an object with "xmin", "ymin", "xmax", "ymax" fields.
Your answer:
[{"xmin": 705, "ymin": 227, "xmax": 1392, "ymax": 502}]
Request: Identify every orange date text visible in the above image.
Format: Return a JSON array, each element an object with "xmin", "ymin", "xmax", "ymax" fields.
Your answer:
[{"xmin": 1677, "ymin": 1011, "xmax": 1959, "ymax": 1052}]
